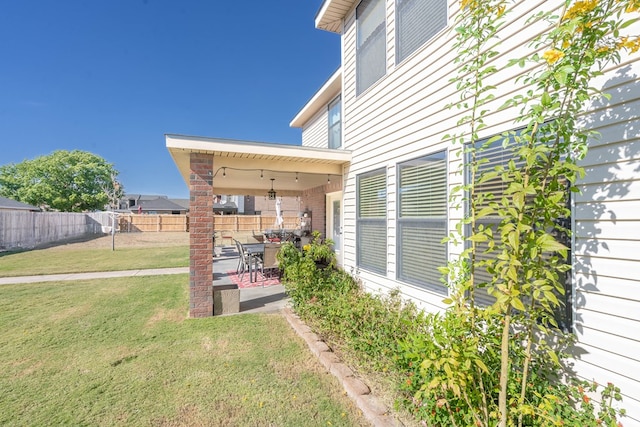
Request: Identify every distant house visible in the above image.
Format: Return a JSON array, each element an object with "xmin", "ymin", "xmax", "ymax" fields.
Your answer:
[
  {"xmin": 0, "ymin": 196, "xmax": 41, "ymax": 212},
  {"xmin": 119, "ymin": 194, "xmax": 188, "ymax": 215}
]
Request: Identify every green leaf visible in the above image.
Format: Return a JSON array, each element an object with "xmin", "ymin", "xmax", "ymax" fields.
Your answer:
[
  {"xmin": 511, "ymin": 297, "xmax": 525, "ymax": 311},
  {"xmin": 554, "ymin": 70, "xmax": 567, "ymax": 85},
  {"xmin": 475, "ymin": 359, "xmax": 489, "ymax": 374},
  {"xmin": 537, "ymin": 233, "xmax": 568, "ymax": 253},
  {"xmin": 468, "ymin": 233, "xmax": 489, "ymax": 243},
  {"xmin": 476, "ymin": 206, "xmax": 495, "ymax": 219},
  {"xmin": 547, "ymin": 349, "xmax": 560, "ymax": 366},
  {"xmin": 507, "ymin": 230, "xmax": 519, "ymax": 249}
]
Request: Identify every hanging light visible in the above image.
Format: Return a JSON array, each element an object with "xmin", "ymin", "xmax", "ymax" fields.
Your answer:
[
  {"xmin": 327, "ymin": 174, "xmax": 331, "ymax": 184},
  {"xmin": 268, "ymin": 178, "xmax": 277, "ymax": 200},
  {"xmin": 295, "ymin": 172, "xmax": 298, "ymax": 183},
  {"xmin": 260, "ymin": 170, "xmax": 264, "ymax": 179},
  {"xmin": 222, "ymin": 167, "xmax": 226, "ymax": 178}
]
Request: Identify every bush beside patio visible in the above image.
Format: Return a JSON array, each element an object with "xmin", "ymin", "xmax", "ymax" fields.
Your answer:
[{"xmin": 276, "ymin": 234, "xmax": 626, "ymax": 427}]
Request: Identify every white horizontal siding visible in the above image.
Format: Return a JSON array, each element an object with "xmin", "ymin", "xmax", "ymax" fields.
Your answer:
[
  {"xmin": 337, "ymin": 0, "xmax": 640, "ymax": 423},
  {"xmin": 301, "ymin": 108, "xmax": 328, "ymax": 148},
  {"xmin": 572, "ymin": 51, "xmax": 640, "ymax": 424}
]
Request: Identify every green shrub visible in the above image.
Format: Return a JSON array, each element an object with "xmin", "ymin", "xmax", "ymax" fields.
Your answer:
[
  {"xmin": 276, "ymin": 233, "xmax": 625, "ymax": 426},
  {"xmin": 395, "ymin": 308, "xmax": 625, "ymax": 426}
]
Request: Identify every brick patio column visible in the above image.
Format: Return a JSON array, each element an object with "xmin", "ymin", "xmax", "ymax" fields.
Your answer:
[{"xmin": 189, "ymin": 153, "xmax": 214, "ymax": 317}]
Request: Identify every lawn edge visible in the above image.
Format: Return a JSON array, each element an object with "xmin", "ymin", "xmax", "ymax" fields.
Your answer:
[{"xmin": 282, "ymin": 307, "xmax": 404, "ymax": 427}]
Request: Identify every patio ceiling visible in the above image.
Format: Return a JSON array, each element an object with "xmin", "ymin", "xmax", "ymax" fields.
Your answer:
[{"xmin": 166, "ymin": 134, "xmax": 352, "ymax": 197}]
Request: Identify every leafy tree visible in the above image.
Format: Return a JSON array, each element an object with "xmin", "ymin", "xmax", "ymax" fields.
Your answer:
[{"xmin": 0, "ymin": 150, "xmax": 123, "ymax": 212}]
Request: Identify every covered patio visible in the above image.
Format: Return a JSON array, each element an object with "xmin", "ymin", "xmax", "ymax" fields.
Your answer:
[{"xmin": 166, "ymin": 134, "xmax": 351, "ymax": 317}]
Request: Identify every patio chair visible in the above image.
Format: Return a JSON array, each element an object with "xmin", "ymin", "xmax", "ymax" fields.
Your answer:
[
  {"xmin": 251, "ymin": 230, "xmax": 265, "ymax": 243},
  {"xmin": 234, "ymin": 239, "xmax": 250, "ymax": 278},
  {"xmin": 258, "ymin": 243, "xmax": 281, "ymax": 282},
  {"xmin": 219, "ymin": 230, "xmax": 234, "ymax": 246}
]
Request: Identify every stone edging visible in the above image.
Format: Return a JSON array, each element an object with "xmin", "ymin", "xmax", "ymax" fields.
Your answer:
[{"xmin": 282, "ymin": 307, "xmax": 404, "ymax": 427}]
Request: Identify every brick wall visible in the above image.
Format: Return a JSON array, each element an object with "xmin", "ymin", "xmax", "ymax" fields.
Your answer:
[
  {"xmin": 189, "ymin": 153, "xmax": 214, "ymax": 318},
  {"xmin": 301, "ymin": 181, "xmax": 342, "ymax": 238}
]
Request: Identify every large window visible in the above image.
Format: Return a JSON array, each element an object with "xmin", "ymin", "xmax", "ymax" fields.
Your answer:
[
  {"xmin": 357, "ymin": 169, "xmax": 387, "ymax": 274},
  {"xmin": 356, "ymin": 0, "xmax": 386, "ymax": 95},
  {"xmin": 397, "ymin": 151, "xmax": 448, "ymax": 293},
  {"xmin": 466, "ymin": 130, "xmax": 572, "ymax": 330},
  {"xmin": 396, "ymin": 0, "xmax": 447, "ymax": 64},
  {"xmin": 328, "ymin": 96, "xmax": 342, "ymax": 149}
]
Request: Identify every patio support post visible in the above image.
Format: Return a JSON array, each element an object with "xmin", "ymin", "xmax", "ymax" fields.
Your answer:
[{"xmin": 189, "ymin": 153, "xmax": 214, "ymax": 317}]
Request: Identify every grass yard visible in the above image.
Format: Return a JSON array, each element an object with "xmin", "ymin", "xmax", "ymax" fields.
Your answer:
[
  {"xmin": 0, "ymin": 233, "xmax": 189, "ymax": 277},
  {"xmin": 0, "ymin": 246, "xmax": 189, "ymax": 277},
  {"xmin": 0, "ymin": 275, "xmax": 366, "ymax": 426}
]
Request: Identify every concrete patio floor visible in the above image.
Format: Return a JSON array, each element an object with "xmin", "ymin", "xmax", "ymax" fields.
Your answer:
[{"xmin": 213, "ymin": 245, "xmax": 290, "ymax": 316}]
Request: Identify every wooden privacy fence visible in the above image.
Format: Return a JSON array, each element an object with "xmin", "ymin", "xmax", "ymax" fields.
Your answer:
[
  {"xmin": 0, "ymin": 211, "xmax": 111, "ymax": 251},
  {"xmin": 213, "ymin": 215, "xmax": 299, "ymax": 233},
  {"xmin": 118, "ymin": 214, "xmax": 188, "ymax": 232},
  {"xmin": 0, "ymin": 212, "xmax": 302, "ymax": 248},
  {"xmin": 116, "ymin": 214, "xmax": 297, "ymax": 233}
]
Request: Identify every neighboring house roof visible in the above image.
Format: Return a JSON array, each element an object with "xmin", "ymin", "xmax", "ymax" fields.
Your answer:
[
  {"xmin": 170, "ymin": 198, "xmax": 190, "ymax": 210},
  {"xmin": 125, "ymin": 194, "xmax": 166, "ymax": 202},
  {"xmin": 290, "ymin": 68, "xmax": 342, "ymax": 128},
  {"xmin": 138, "ymin": 197, "xmax": 187, "ymax": 212},
  {"xmin": 0, "ymin": 196, "xmax": 41, "ymax": 212},
  {"xmin": 214, "ymin": 202, "xmax": 237, "ymax": 213}
]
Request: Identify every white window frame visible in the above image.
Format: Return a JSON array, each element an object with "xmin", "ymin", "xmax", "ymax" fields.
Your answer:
[
  {"xmin": 396, "ymin": 150, "xmax": 448, "ymax": 293},
  {"xmin": 328, "ymin": 95, "xmax": 342, "ymax": 149},
  {"xmin": 395, "ymin": 0, "xmax": 448, "ymax": 64},
  {"xmin": 357, "ymin": 168, "xmax": 387, "ymax": 274},
  {"xmin": 356, "ymin": 0, "xmax": 386, "ymax": 95}
]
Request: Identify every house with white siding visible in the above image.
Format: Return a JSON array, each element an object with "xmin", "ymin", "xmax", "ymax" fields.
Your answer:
[{"xmin": 168, "ymin": 0, "xmax": 640, "ymax": 423}]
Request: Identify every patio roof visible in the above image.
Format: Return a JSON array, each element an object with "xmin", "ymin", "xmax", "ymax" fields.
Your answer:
[{"xmin": 166, "ymin": 134, "xmax": 352, "ymax": 197}]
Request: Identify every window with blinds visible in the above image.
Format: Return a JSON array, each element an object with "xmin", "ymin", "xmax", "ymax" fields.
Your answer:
[
  {"xmin": 328, "ymin": 96, "xmax": 342, "ymax": 149},
  {"xmin": 397, "ymin": 151, "xmax": 448, "ymax": 293},
  {"xmin": 357, "ymin": 0, "xmax": 386, "ymax": 95},
  {"xmin": 466, "ymin": 130, "xmax": 572, "ymax": 330},
  {"xmin": 396, "ymin": 0, "xmax": 447, "ymax": 64},
  {"xmin": 357, "ymin": 169, "xmax": 387, "ymax": 274}
]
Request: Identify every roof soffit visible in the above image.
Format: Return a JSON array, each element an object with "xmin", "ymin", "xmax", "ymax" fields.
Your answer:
[{"xmin": 315, "ymin": 0, "xmax": 355, "ymax": 33}]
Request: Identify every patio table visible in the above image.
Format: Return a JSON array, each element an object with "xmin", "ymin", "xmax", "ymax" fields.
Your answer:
[{"xmin": 243, "ymin": 243, "xmax": 264, "ymax": 283}]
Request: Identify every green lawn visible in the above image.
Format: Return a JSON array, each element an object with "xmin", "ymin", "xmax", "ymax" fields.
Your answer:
[
  {"xmin": 0, "ymin": 275, "xmax": 365, "ymax": 426},
  {"xmin": 0, "ymin": 246, "xmax": 189, "ymax": 277}
]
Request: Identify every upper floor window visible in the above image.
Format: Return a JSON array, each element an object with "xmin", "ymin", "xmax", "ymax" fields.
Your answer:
[
  {"xmin": 396, "ymin": 0, "xmax": 447, "ymax": 64},
  {"xmin": 328, "ymin": 96, "xmax": 342, "ymax": 149},
  {"xmin": 356, "ymin": 0, "xmax": 386, "ymax": 95}
]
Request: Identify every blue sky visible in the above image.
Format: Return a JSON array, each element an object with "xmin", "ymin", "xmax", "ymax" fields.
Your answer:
[{"xmin": 1, "ymin": 0, "xmax": 340, "ymax": 198}]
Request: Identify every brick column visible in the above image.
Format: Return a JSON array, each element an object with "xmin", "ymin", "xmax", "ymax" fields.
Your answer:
[{"xmin": 189, "ymin": 153, "xmax": 214, "ymax": 317}]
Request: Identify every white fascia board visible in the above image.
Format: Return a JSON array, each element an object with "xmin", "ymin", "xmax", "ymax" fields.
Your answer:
[
  {"xmin": 289, "ymin": 68, "xmax": 342, "ymax": 128},
  {"xmin": 165, "ymin": 133, "xmax": 350, "ymax": 163},
  {"xmin": 315, "ymin": 0, "xmax": 354, "ymax": 33}
]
